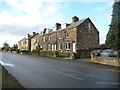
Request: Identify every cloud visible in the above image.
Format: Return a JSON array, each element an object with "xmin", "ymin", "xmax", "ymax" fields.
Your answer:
[
  {"xmin": 0, "ymin": 0, "xmax": 66, "ymax": 47},
  {"xmin": 0, "ymin": 0, "xmax": 65, "ymax": 26}
]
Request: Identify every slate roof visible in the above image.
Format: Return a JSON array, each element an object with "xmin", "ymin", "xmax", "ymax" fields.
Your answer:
[
  {"xmin": 65, "ymin": 18, "xmax": 88, "ymax": 29},
  {"xmin": 38, "ymin": 17, "xmax": 89, "ymax": 36}
]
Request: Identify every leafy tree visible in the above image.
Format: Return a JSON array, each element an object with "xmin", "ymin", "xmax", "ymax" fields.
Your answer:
[
  {"xmin": 3, "ymin": 42, "xmax": 10, "ymax": 49},
  {"xmin": 106, "ymin": 1, "xmax": 120, "ymax": 50}
]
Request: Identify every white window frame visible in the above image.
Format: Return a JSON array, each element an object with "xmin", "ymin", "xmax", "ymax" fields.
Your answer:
[
  {"xmin": 65, "ymin": 31, "xmax": 69, "ymax": 38},
  {"xmin": 54, "ymin": 44, "xmax": 56, "ymax": 50},
  {"xmin": 58, "ymin": 43, "xmax": 62, "ymax": 50},
  {"xmin": 43, "ymin": 45, "xmax": 45, "ymax": 50},
  {"xmin": 58, "ymin": 33, "xmax": 61, "ymax": 39},
  {"xmin": 40, "ymin": 45, "xmax": 43, "ymax": 49},
  {"xmin": 88, "ymin": 22, "xmax": 91, "ymax": 30},
  {"xmin": 43, "ymin": 36, "xmax": 45, "ymax": 42},
  {"xmin": 65, "ymin": 42, "xmax": 70, "ymax": 50},
  {"xmin": 48, "ymin": 35, "xmax": 51, "ymax": 41}
]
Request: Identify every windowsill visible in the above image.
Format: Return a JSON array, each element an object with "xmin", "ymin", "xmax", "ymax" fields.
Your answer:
[{"xmin": 65, "ymin": 49, "xmax": 70, "ymax": 50}]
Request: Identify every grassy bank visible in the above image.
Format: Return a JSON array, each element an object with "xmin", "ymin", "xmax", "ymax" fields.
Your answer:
[{"xmin": 0, "ymin": 64, "xmax": 25, "ymax": 89}]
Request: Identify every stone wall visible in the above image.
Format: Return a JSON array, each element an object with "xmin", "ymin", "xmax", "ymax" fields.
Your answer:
[
  {"xmin": 91, "ymin": 54, "xmax": 120, "ymax": 67},
  {"xmin": 77, "ymin": 19, "xmax": 99, "ymax": 50}
]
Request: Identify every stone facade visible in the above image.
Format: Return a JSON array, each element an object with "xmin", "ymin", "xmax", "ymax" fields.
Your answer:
[
  {"xmin": 18, "ymin": 32, "xmax": 38, "ymax": 51},
  {"xmin": 91, "ymin": 54, "xmax": 120, "ymax": 67},
  {"xmin": 19, "ymin": 16, "xmax": 99, "ymax": 58},
  {"xmin": 18, "ymin": 38, "xmax": 29, "ymax": 51}
]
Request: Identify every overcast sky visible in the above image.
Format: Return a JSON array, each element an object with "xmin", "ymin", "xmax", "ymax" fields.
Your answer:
[{"xmin": 0, "ymin": 0, "xmax": 114, "ymax": 47}]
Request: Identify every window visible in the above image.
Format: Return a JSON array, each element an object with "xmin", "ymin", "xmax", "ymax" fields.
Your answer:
[
  {"xmin": 54, "ymin": 44, "xmax": 56, "ymax": 50},
  {"xmin": 58, "ymin": 32, "xmax": 61, "ymax": 39},
  {"xmin": 65, "ymin": 42, "xmax": 70, "ymax": 50},
  {"xmin": 58, "ymin": 43, "xmax": 62, "ymax": 50},
  {"xmin": 48, "ymin": 44, "xmax": 51, "ymax": 50},
  {"xmin": 43, "ymin": 45, "xmax": 45, "ymax": 50},
  {"xmin": 48, "ymin": 35, "xmax": 51, "ymax": 41},
  {"xmin": 35, "ymin": 39, "xmax": 38, "ymax": 43},
  {"xmin": 88, "ymin": 22, "xmax": 91, "ymax": 30},
  {"xmin": 40, "ymin": 45, "xmax": 43, "ymax": 49},
  {"xmin": 65, "ymin": 31, "xmax": 69, "ymax": 38},
  {"xmin": 43, "ymin": 36, "xmax": 45, "ymax": 42}
]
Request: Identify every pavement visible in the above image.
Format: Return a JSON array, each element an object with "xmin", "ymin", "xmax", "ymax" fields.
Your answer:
[
  {"xmin": 0, "ymin": 52, "xmax": 2, "ymax": 89},
  {"xmin": 0, "ymin": 64, "xmax": 2, "ymax": 90},
  {"xmin": 0, "ymin": 51, "xmax": 120, "ymax": 88}
]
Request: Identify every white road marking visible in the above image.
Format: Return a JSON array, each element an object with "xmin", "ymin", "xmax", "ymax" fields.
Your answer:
[
  {"xmin": 49, "ymin": 59, "xmax": 120, "ymax": 73},
  {"xmin": 63, "ymin": 68, "xmax": 98, "ymax": 78},
  {"xmin": 71, "ymin": 73, "xmax": 97, "ymax": 78},
  {"xmin": 0, "ymin": 61, "xmax": 14, "ymax": 67},
  {"xmin": 49, "ymin": 69, "xmax": 83, "ymax": 80},
  {"xmin": 96, "ymin": 82, "xmax": 120, "ymax": 85}
]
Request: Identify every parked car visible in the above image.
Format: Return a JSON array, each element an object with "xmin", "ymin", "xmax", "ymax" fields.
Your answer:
[
  {"xmin": 101, "ymin": 49, "xmax": 118, "ymax": 57},
  {"xmin": 90, "ymin": 50, "xmax": 102, "ymax": 56}
]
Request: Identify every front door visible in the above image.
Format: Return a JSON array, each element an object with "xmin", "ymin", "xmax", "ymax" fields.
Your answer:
[{"xmin": 73, "ymin": 43, "xmax": 76, "ymax": 53}]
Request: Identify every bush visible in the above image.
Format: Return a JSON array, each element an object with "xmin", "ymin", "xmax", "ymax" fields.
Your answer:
[
  {"xmin": 32, "ymin": 48, "xmax": 43, "ymax": 55},
  {"xmin": 16, "ymin": 49, "xmax": 20, "ymax": 53},
  {"xmin": 3, "ymin": 48, "xmax": 9, "ymax": 51},
  {"xmin": 56, "ymin": 51, "xmax": 70, "ymax": 57},
  {"xmin": 40, "ymin": 50, "xmax": 58, "ymax": 55},
  {"xmin": 9, "ymin": 48, "xmax": 16, "ymax": 52},
  {"xmin": 20, "ymin": 50, "xmax": 29, "ymax": 54}
]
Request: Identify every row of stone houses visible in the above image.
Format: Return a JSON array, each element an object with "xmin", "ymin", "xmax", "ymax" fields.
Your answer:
[{"xmin": 18, "ymin": 16, "xmax": 99, "ymax": 58}]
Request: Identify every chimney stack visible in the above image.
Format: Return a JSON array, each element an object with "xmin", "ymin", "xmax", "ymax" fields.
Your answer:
[
  {"xmin": 27, "ymin": 33, "xmax": 30, "ymax": 38},
  {"xmin": 56, "ymin": 23, "xmax": 61, "ymax": 30},
  {"xmin": 43, "ymin": 28, "xmax": 47, "ymax": 34},
  {"xmin": 72, "ymin": 16, "xmax": 79, "ymax": 23}
]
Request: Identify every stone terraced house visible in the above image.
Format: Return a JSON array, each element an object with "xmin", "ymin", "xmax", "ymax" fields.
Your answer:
[
  {"xmin": 18, "ymin": 16, "xmax": 99, "ymax": 58},
  {"xmin": 18, "ymin": 32, "xmax": 38, "ymax": 51}
]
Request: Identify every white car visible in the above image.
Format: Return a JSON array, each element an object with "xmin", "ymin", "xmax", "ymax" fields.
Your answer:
[{"xmin": 101, "ymin": 49, "xmax": 118, "ymax": 57}]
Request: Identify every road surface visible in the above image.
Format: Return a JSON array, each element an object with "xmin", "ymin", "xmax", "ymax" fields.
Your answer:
[{"xmin": 0, "ymin": 52, "xmax": 120, "ymax": 88}]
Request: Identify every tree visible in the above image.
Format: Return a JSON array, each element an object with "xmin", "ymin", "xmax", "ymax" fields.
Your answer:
[
  {"xmin": 13, "ymin": 44, "xmax": 18, "ymax": 50},
  {"xmin": 106, "ymin": 1, "xmax": 120, "ymax": 50},
  {"xmin": 3, "ymin": 42, "xmax": 9, "ymax": 49}
]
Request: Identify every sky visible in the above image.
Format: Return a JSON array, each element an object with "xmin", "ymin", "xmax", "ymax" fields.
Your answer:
[{"xmin": 0, "ymin": 0, "xmax": 114, "ymax": 47}]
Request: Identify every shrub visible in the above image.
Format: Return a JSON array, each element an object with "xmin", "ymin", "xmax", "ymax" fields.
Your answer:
[
  {"xmin": 40, "ymin": 50, "xmax": 58, "ymax": 55},
  {"xmin": 20, "ymin": 50, "xmax": 29, "ymax": 54},
  {"xmin": 16, "ymin": 49, "xmax": 20, "ymax": 53},
  {"xmin": 3, "ymin": 48, "xmax": 9, "ymax": 51},
  {"xmin": 56, "ymin": 51, "xmax": 70, "ymax": 57},
  {"xmin": 39, "ymin": 50, "xmax": 70, "ymax": 57},
  {"xmin": 9, "ymin": 48, "xmax": 16, "ymax": 52},
  {"xmin": 32, "ymin": 48, "xmax": 43, "ymax": 52}
]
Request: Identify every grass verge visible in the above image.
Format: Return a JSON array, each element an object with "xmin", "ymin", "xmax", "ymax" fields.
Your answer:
[{"xmin": 0, "ymin": 64, "xmax": 25, "ymax": 89}]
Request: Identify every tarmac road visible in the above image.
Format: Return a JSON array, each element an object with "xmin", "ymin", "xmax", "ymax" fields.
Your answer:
[{"xmin": 0, "ymin": 52, "xmax": 120, "ymax": 88}]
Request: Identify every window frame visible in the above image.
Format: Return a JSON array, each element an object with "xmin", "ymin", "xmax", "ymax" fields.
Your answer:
[
  {"xmin": 43, "ymin": 36, "xmax": 45, "ymax": 42},
  {"xmin": 65, "ymin": 31, "xmax": 69, "ymax": 38},
  {"xmin": 48, "ymin": 43, "xmax": 51, "ymax": 50},
  {"xmin": 88, "ymin": 22, "xmax": 91, "ymax": 30},
  {"xmin": 65, "ymin": 42, "xmax": 70, "ymax": 50},
  {"xmin": 58, "ymin": 43, "xmax": 62, "ymax": 50},
  {"xmin": 48, "ymin": 35, "xmax": 51, "ymax": 41}
]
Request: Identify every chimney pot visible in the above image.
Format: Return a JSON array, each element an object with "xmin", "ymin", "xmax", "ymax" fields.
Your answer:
[
  {"xmin": 27, "ymin": 34, "xmax": 30, "ymax": 38},
  {"xmin": 72, "ymin": 16, "xmax": 79, "ymax": 23},
  {"xmin": 56, "ymin": 23, "xmax": 61, "ymax": 30},
  {"xmin": 33, "ymin": 32, "xmax": 36, "ymax": 35}
]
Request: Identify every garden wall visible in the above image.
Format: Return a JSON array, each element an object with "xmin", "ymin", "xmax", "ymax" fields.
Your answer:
[{"xmin": 91, "ymin": 54, "xmax": 120, "ymax": 67}]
